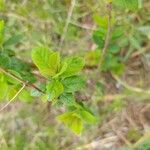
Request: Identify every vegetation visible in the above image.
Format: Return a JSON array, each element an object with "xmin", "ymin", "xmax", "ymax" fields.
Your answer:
[{"xmin": 0, "ymin": 0, "xmax": 150, "ymax": 149}]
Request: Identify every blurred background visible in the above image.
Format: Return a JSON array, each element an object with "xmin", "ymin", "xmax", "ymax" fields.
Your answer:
[{"xmin": 0, "ymin": 0, "xmax": 150, "ymax": 149}]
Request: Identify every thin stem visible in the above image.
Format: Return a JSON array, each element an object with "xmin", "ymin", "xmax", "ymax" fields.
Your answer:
[
  {"xmin": 59, "ymin": 0, "xmax": 76, "ymax": 48},
  {"xmin": 0, "ymin": 67, "xmax": 45, "ymax": 94},
  {"xmin": 98, "ymin": 2, "xmax": 112, "ymax": 71},
  {"xmin": 0, "ymin": 83, "xmax": 26, "ymax": 112}
]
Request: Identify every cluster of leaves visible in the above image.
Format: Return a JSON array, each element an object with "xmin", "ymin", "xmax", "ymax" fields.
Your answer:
[
  {"xmin": 85, "ymin": 0, "xmax": 143, "ymax": 75},
  {"xmin": 86, "ymin": 15, "xmax": 125, "ymax": 75},
  {"xmin": 0, "ymin": 20, "xmax": 35, "ymax": 102},
  {"xmin": 0, "ymin": 19, "xmax": 97, "ymax": 134},
  {"xmin": 32, "ymin": 46, "xmax": 97, "ymax": 134}
]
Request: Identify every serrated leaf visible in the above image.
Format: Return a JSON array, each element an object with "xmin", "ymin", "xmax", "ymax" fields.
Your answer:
[
  {"xmin": 57, "ymin": 112, "xmax": 83, "ymax": 135},
  {"xmin": 61, "ymin": 56, "xmax": 85, "ymax": 78},
  {"xmin": 32, "ymin": 46, "xmax": 60, "ymax": 78},
  {"xmin": 62, "ymin": 75, "xmax": 85, "ymax": 93},
  {"xmin": 59, "ymin": 93, "xmax": 75, "ymax": 106},
  {"xmin": 78, "ymin": 110, "xmax": 97, "ymax": 124},
  {"xmin": 46, "ymin": 80, "xmax": 64, "ymax": 101}
]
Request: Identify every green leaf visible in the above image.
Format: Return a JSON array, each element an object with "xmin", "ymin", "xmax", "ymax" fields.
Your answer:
[
  {"xmin": 7, "ymin": 86, "xmax": 18, "ymax": 100},
  {"xmin": 62, "ymin": 75, "xmax": 85, "ymax": 93},
  {"xmin": 59, "ymin": 93, "xmax": 75, "ymax": 106},
  {"xmin": 0, "ymin": 20, "xmax": 4, "ymax": 46},
  {"xmin": 93, "ymin": 28, "xmax": 106, "ymax": 48},
  {"xmin": 69, "ymin": 116, "xmax": 83, "ymax": 135},
  {"xmin": 108, "ymin": 44, "xmax": 121, "ymax": 54},
  {"xmin": 93, "ymin": 15, "xmax": 115, "ymax": 28},
  {"xmin": 58, "ymin": 112, "xmax": 83, "ymax": 135},
  {"xmin": 46, "ymin": 80, "xmax": 64, "ymax": 101},
  {"xmin": 0, "ymin": 80, "xmax": 8, "ymax": 100},
  {"xmin": 18, "ymin": 89, "xmax": 33, "ymax": 103},
  {"xmin": 61, "ymin": 56, "xmax": 85, "ymax": 78},
  {"xmin": 111, "ymin": 27, "xmax": 124, "ymax": 40},
  {"xmin": 32, "ymin": 46, "xmax": 60, "ymax": 78},
  {"xmin": 53, "ymin": 62, "xmax": 68, "ymax": 78},
  {"xmin": 49, "ymin": 51, "xmax": 60, "ymax": 74},
  {"xmin": 85, "ymin": 50, "xmax": 101, "ymax": 66},
  {"xmin": 77, "ymin": 110, "xmax": 97, "ymax": 124},
  {"xmin": 6, "ymin": 70, "xmax": 21, "ymax": 85},
  {"xmin": 93, "ymin": 15, "xmax": 109, "ymax": 28}
]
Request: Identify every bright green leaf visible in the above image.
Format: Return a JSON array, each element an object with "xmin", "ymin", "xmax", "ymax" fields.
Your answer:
[
  {"xmin": 19, "ymin": 89, "xmax": 33, "ymax": 103},
  {"xmin": 32, "ymin": 46, "xmax": 60, "ymax": 78},
  {"xmin": 58, "ymin": 112, "xmax": 83, "ymax": 135},
  {"xmin": 78, "ymin": 110, "xmax": 97, "ymax": 124},
  {"xmin": 53, "ymin": 62, "xmax": 68, "ymax": 78},
  {"xmin": 61, "ymin": 56, "xmax": 85, "ymax": 78},
  {"xmin": 69, "ymin": 116, "xmax": 83, "ymax": 135},
  {"xmin": 46, "ymin": 80, "xmax": 64, "ymax": 101}
]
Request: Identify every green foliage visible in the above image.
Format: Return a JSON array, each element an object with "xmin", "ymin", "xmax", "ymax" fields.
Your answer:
[
  {"xmin": 113, "ymin": 0, "xmax": 139, "ymax": 11},
  {"xmin": 58, "ymin": 112, "xmax": 83, "ymax": 135},
  {"xmin": 0, "ymin": 0, "xmax": 147, "ymax": 143},
  {"xmin": 57, "ymin": 105, "xmax": 97, "ymax": 135},
  {"xmin": 138, "ymin": 140, "xmax": 150, "ymax": 150},
  {"xmin": 85, "ymin": 49, "xmax": 101, "ymax": 67},
  {"xmin": 61, "ymin": 56, "xmax": 85, "ymax": 78},
  {"xmin": 46, "ymin": 80, "xmax": 64, "ymax": 101},
  {"xmin": 62, "ymin": 75, "xmax": 85, "ymax": 93},
  {"xmin": 59, "ymin": 93, "xmax": 75, "ymax": 106},
  {"xmin": 31, "ymin": 45, "xmax": 96, "ymax": 134},
  {"xmin": 32, "ymin": 46, "xmax": 58, "ymax": 77},
  {"xmin": 0, "ymin": 20, "xmax": 4, "ymax": 46}
]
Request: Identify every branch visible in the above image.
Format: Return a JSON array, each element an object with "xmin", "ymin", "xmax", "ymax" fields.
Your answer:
[
  {"xmin": 0, "ymin": 67, "xmax": 45, "ymax": 94},
  {"xmin": 112, "ymin": 73, "xmax": 150, "ymax": 94},
  {"xmin": 0, "ymin": 83, "xmax": 26, "ymax": 112}
]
